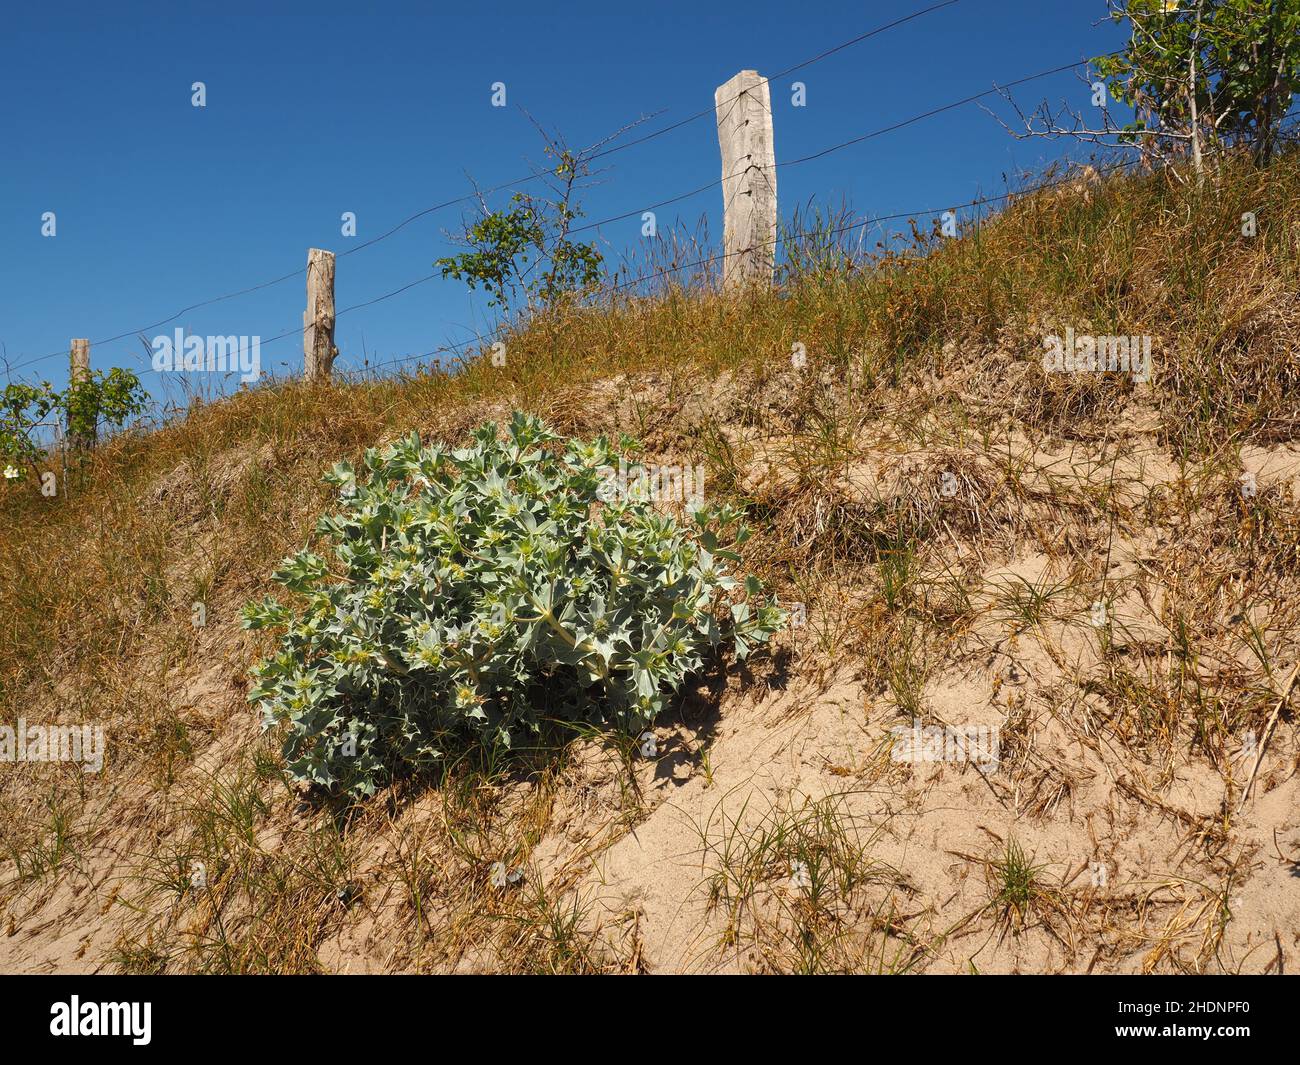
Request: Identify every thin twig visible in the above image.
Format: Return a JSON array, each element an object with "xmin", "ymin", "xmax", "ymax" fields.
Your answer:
[{"xmin": 1237, "ymin": 662, "xmax": 1300, "ymax": 813}]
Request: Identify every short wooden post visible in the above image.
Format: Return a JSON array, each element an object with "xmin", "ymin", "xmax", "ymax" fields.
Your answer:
[
  {"xmin": 303, "ymin": 248, "xmax": 338, "ymax": 381},
  {"xmin": 715, "ymin": 70, "xmax": 777, "ymax": 291},
  {"xmin": 68, "ymin": 338, "xmax": 95, "ymax": 449}
]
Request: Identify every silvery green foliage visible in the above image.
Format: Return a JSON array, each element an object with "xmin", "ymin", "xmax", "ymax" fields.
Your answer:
[{"xmin": 242, "ymin": 412, "xmax": 783, "ymax": 797}]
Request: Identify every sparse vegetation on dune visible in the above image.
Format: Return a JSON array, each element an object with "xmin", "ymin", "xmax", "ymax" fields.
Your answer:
[{"xmin": 1, "ymin": 149, "xmax": 1298, "ymax": 973}]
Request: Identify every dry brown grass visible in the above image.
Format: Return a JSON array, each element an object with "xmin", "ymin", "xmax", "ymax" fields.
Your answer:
[{"xmin": 1, "ymin": 150, "xmax": 1298, "ymax": 973}]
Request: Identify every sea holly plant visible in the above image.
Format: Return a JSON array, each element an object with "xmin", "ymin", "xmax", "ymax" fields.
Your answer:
[{"xmin": 243, "ymin": 412, "xmax": 784, "ymax": 798}]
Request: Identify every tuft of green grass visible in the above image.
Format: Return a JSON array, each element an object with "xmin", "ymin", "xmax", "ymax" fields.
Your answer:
[
  {"xmin": 991, "ymin": 838, "xmax": 1049, "ymax": 922},
  {"xmin": 696, "ymin": 791, "xmax": 918, "ymax": 973}
]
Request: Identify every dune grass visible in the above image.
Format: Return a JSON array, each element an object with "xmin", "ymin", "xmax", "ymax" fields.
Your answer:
[{"xmin": 1, "ymin": 149, "xmax": 1297, "ymax": 972}]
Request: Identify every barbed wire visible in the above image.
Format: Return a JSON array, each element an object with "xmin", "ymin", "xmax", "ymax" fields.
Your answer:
[
  {"xmin": 356, "ymin": 155, "xmax": 1141, "ymax": 375},
  {"xmin": 12, "ymin": 28, "xmax": 1294, "ymax": 386},
  {"xmin": 224, "ymin": 53, "xmax": 1132, "ymax": 368},
  {"xmin": 582, "ymin": 0, "xmax": 965, "ymax": 163},
  {"xmin": 320, "ymin": 102, "xmax": 1300, "ymax": 379},
  {"xmin": 568, "ymin": 53, "xmax": 1123, "ymax": 238},
  {"xmin": 4, "ymin": 0, "xmax": 964, "ymax": 380}
]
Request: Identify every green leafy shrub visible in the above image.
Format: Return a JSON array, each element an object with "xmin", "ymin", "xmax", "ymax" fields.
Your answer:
[
  {"xmin": 0, "ymin": 382, "xmax": 59, "ymax": 476},
  {"xmin": 243, "ymin": 412, "xmax": 783, "ymax": 797},
  {"xmin": 63, "ymin": 367, "xmax": 149, "ymax": 446},
  {"xmin": 1, "ymin": 369, "xmax": 146, "ymax": 480}
]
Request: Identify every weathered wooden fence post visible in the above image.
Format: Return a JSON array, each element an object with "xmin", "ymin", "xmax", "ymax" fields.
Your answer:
[
  {"xmin": 715, "ymin": 70, "xmax": 777, "ymax": 291},
  {"xmin": 303, "ymin": 248, "xmax": 338, "ymax": 381},
  {"xmin": 68, "ymin": 338, "xmax": 95, "ymax": 449}
]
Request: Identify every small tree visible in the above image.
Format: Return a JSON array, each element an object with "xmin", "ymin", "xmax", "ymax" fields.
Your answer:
[
  {"xmin": 436, "ymin": 124, "xmax": 608, "ymax": 317},
  {"xmin": 0, "ymin": 369, "xmax": 147, "ymax": 484},
  {"xmin": 993, "ymin": 1, "xmax": 1299, "ymax": 169},
  {"xmin": 1094, "ymin": 0, "xmax": 1300, "ymax": 165},
  {"xmin": 63, "ymin": 367, "xmax": 149, "ymax": 448},
  {"xmin": 0, "ymin": 382, "xmax": 60, "ymax": 479}
]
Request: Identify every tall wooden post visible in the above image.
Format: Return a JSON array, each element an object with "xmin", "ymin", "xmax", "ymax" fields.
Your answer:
[
  {"xmin": 303, "ymin": 248, "xmax": 338, "ymax": 381},
  {"xmin": 715, "ymin": 70, "xmax": 777, "ymax": 291},
  {"xmin": 68, "ymin": 338, "xmax": 95, "ymax": 449}
]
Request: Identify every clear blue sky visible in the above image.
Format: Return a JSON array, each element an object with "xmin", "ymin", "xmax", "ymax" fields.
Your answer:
[{"xmin": 0, "ymin": 0, "xmax": 1130, "ymax": 396}]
